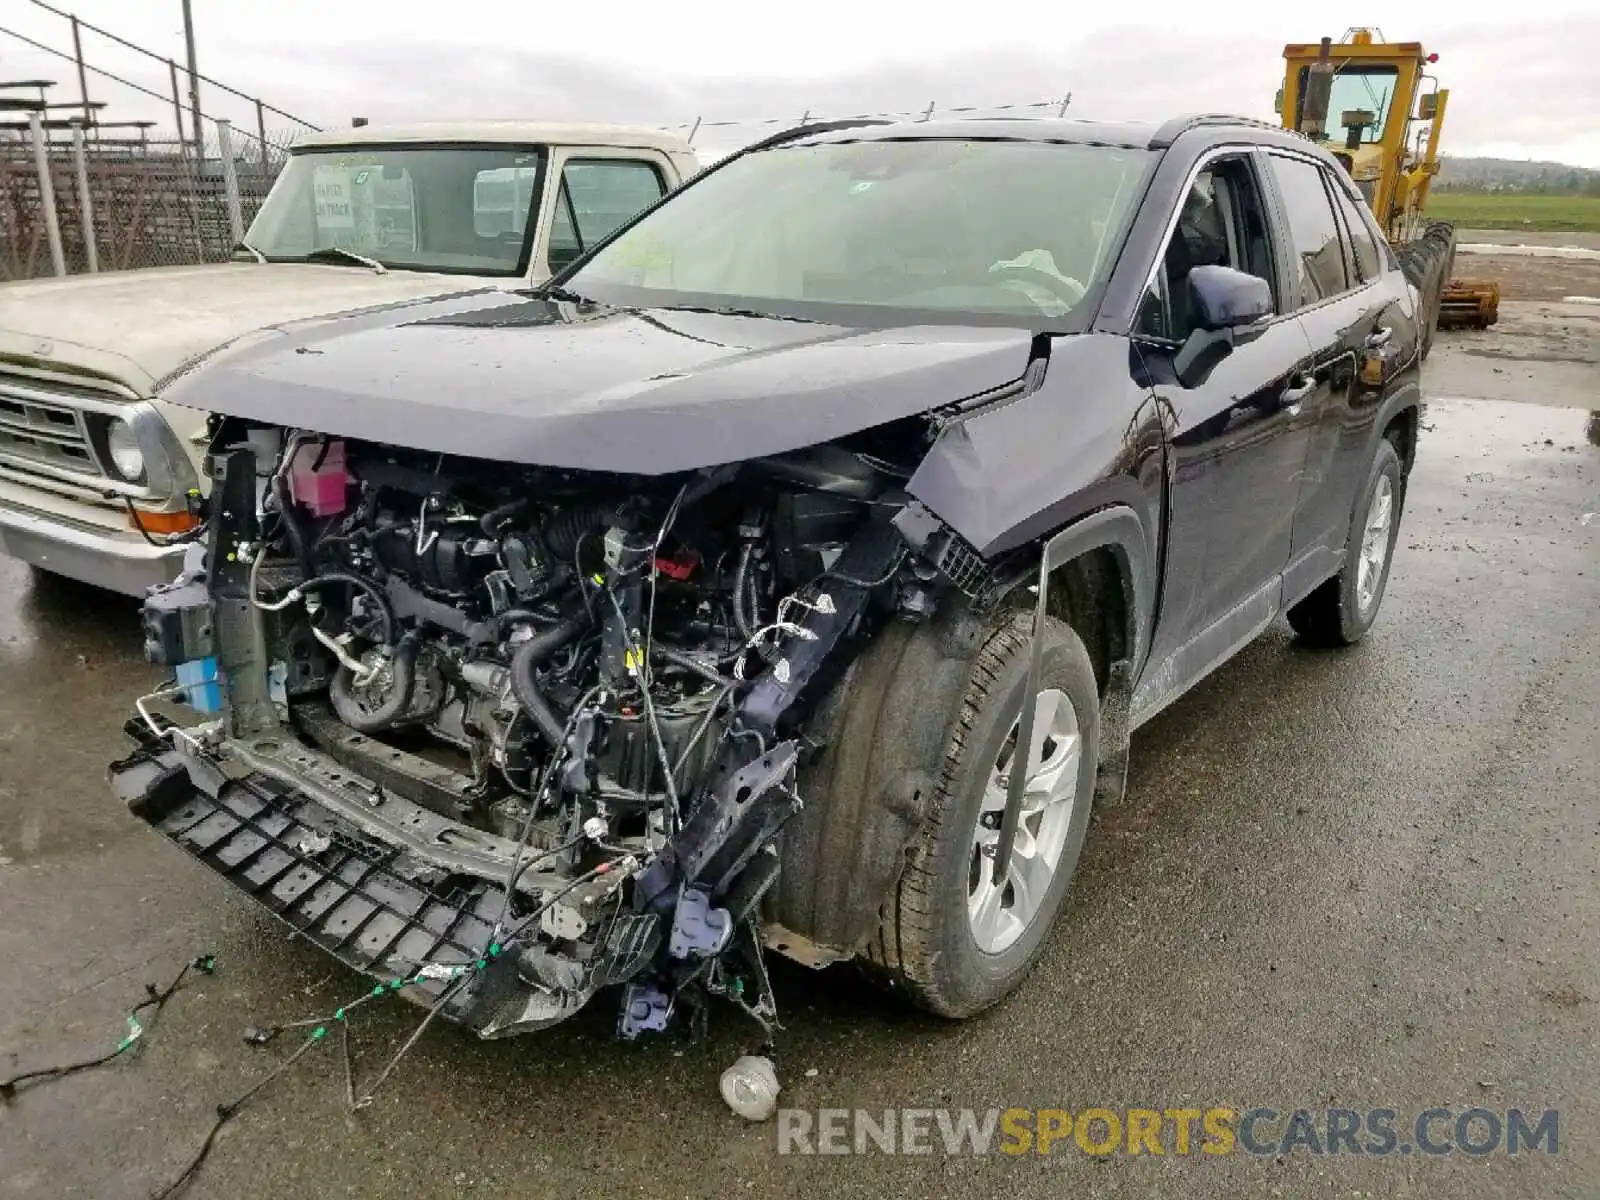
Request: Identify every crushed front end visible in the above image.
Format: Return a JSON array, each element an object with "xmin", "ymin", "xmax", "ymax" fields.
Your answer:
[{"xmin": 110, "ymin": 418, "xmax": 924, "ymax": 1040}]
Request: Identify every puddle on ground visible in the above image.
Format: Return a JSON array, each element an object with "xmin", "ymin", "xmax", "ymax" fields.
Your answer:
[{"xmin": 1421, "ymin": 396, "xmax": 1599, "ymax": 454}]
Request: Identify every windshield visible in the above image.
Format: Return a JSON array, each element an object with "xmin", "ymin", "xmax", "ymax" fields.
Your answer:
[
  {"xmin": 1299, "ymin": 64, "xmax": 1400, "ymax": 144},
  {"xmin": 565, "ymin": 139, "xmax": 1153, "ymax": 325},
  {"xmin": 245, "ymin": 144, "xmax": 547, "ymax": 275}
]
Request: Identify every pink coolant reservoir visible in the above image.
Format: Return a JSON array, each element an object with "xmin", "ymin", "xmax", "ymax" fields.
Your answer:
[{"xmin": 288, "ymin": 440, "xmax": 349, "ymax": 517}]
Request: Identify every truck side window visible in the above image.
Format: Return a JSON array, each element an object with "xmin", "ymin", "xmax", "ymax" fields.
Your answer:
[
  {"xmin": 1139, "ymin": 157, "xmax": 1276, "ymax": 343},
  {"xmin": 1265, "ymin": 154, "xmax": 1350, "ymax": 305},
  {"xmin": 548, "ymin": 160, "xmax": 666, "ymax": 271},
  {"xmin": 1325, "ymin": 174, "xmax": 1383, "ymax": 282}
]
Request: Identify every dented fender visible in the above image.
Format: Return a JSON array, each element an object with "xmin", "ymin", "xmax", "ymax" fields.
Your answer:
[{"xmin": 906, "ymin": 334, "xmax": 1166, "ymax": 562}]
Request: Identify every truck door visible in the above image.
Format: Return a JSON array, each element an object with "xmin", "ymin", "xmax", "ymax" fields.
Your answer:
[{"xmin": 537, "ymin": 150, "xmax": 672, "ymax": 280}]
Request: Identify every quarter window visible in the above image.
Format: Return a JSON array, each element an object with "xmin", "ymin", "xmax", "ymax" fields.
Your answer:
[
  {"xmin": 1266, "ymin": 154, "xmax": 1349, "ymax": 306},
  {"xmin": 548, "ymin": 159, "xmax": 665, "ymax": 271},
  {"xmin": 1327, "ymin": 177, "xmax": 1384, "ymax": 282}
]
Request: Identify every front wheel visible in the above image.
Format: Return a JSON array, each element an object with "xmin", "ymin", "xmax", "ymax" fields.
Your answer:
[
  {"xmin": 864, "ymin": 612, "xmax": 1099, "ymax": 1017},
  {"xmin": 1288, "ymin": 436, "xmax": 1405, "ymax": 647}
]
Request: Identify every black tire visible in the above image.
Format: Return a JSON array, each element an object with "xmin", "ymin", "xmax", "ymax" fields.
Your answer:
[
  {"xmin": 864, "ymin": 611, "xmax": 1099, "ymax": 1018},
  {"xmin": 1287, "ymin": 436, "xmax": 1405, "ymax": 647},
  {"xmin": 1399, "ymin": 222, "xmax": 1455, "ymax": 363}
]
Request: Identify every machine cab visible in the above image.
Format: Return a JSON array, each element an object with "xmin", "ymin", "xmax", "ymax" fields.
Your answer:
[{"xmin": 1276, "ymin": 28, "xmax": 1447, "ymax": 238}]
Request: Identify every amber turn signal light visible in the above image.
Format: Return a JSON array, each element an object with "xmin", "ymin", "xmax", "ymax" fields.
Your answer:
[{"xmin": 129, "ymin": 507, "xmax": 200, "ymax": 536}]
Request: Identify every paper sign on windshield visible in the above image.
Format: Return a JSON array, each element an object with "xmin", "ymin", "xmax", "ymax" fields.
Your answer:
[{"xmin": 313, "ymin": 167, "xmax": 356, "ymax": 230}]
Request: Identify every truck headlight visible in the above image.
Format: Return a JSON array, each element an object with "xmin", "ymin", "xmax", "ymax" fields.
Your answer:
[{"xmin": 104, "ymin": 418, "xmax": 147, "ymax": 483}]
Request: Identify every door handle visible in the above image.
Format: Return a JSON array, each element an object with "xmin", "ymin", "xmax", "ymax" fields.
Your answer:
[
  {"xmin": 1280, "ymin": 373, "xmax": 1316, "ymax": 414},
  {"xmin": 1365, "ymin": 325, "xmax": 1393, "ymax": 349}
]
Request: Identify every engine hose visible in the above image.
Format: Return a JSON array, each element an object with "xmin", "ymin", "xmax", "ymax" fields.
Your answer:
[
  {"xmin": 652, "ymin": 645, "xmax": 736, "ymax": 689},
  {"xmin": 300, "ymin": 572, "xmax": 397, "ymax": 646},
  {"xmin": 732, "ymin": 543, "xmax": 756, "ymax": 641},
  {"xmin": 541, "ymin": 502, "xmax": 622, "ymax": 558},
  {"xmin": 509, "ymin": 613, "xmax": 590, "ymax": 747},
  {"xmin": 491, "ymin": 571, "xmax": 574, "ymax": 636},
  {"xmin": 330, "ymin": 636, "xmax": 419, "ymax": 732},
  {"xmin": 731, "ymin": 542, "xmax": 780, "ymax": 664},
  {"xmin": 271, "ymin": 472, "xmax": 314, "ymax": 579},
  {"xmin": 479, "ymin": 499, "xmax": 527, "ymax": 537}
]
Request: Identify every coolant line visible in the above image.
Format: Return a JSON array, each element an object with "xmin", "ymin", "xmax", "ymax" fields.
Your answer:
[{"xmin": 508, "ymin": 613, "xmax": 590, "ymax": 747}]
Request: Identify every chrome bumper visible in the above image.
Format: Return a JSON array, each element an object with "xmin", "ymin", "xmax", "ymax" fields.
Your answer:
[{"xmin": 0, "ymin": 499, "xmax": 183, "ymax": 595}]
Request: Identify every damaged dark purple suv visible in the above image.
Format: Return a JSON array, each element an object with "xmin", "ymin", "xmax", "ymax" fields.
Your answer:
[{"xmin": 111, "ymin": 113, "xmax": 1424, "ymax": 1042}]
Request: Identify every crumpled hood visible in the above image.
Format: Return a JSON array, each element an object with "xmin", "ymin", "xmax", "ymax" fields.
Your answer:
[
  {"xmin": 163, "ymin": 291, "xmax": 1035, "ymax": 473},
  {"xmin": 0, "ymin": 262, "xmax": 494, "ymax": 394}
]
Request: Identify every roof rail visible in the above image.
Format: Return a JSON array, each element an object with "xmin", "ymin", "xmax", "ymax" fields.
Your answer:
[
  {"xmin": 1147, "ymin": 113, "xmax": 1295, "ymax": 149},
  {"xmin": 741, "ymin": 117, "xmax": 895, "ymax": 153}
]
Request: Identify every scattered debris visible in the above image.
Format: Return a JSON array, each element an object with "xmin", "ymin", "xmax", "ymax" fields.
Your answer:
[
  {"xmin": 1540, "ymin": 984, "xmax": 1589, "ymax": 1009},
  {"xmin": 720, "ymin": 1054, "xmax": 781, "ymax": 1121}
]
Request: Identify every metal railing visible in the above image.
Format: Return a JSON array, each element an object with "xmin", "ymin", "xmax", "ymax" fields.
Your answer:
[
  {"xmin": 9, "ymin": 0, "xmax": 320, "ymax": 158},
  {"xmin": 667, "ymin": 95, "xmax": 1074, "ymax": 160}
]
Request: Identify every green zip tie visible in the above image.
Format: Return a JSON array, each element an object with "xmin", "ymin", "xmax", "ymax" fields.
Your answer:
[
  {"xmin": 334, "ymin": 1008, "xmax": 345, "ymax": 1021},
  {"xmin": 312, "ymin": 1026, "xmax": 327, "ymax": 1040},
  {"xmin": 488, "ymin": 943, "xmax": 502, "ymax": 957},
  {"xmin": 115, "ymin": 1013, "xmax": 145, "ymax": 1053}
]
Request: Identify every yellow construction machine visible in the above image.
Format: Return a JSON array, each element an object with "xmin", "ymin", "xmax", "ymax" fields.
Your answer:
[{"xmin": 1278, "ymin": 28, "xmax": 1499, "ymax": 340}]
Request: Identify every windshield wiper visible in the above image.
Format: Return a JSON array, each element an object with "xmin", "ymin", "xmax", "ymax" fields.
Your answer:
[
  {"xmin": 657, "ymin": 303, "xmax": 816, "ymax": 323},
  {"xmin": 540, "ymin": 284, "xmax": 593, "ymax": 304},
  {"xmin": 233, "ymin": 241, "xmax": 267, "ymax": 264},
  {"xmin": 304, "ymin": 246, "xmax": 388, "ymax": 274}
]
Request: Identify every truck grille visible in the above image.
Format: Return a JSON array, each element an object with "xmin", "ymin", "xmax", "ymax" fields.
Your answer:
[{"xmin": 0, "ymin": 382, "xmax": 103, "ymax": 480}]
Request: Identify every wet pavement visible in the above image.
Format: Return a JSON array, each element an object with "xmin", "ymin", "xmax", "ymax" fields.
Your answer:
[
  {"xmin": 1, "ymin": 391, "xmax": 1597, "ymax": 1199},
  {"xmin": 1429, "ymin": 300, "xmax": 1599, "ymax": 406}
]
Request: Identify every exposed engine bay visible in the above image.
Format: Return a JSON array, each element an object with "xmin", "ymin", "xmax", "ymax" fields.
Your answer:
[{"xmin": 111, "ymin": 416, "xmax": 993, "ymax": 1043}]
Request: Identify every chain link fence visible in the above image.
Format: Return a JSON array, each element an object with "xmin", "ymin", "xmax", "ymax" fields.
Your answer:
[
  {"xmin": 0, "ymin": 120, "xmax": 300, "ymax": 280},
  {"xmin": 1, "ymin": 0, "xmax": 319, "ymax": 281}
]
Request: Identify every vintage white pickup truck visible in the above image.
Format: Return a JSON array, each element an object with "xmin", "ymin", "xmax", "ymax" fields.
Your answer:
[{"xmin": 0, "ymin": 120, "xmax": 699, "ymax": 594}]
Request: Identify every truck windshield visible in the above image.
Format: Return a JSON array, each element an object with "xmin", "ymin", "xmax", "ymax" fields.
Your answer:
[
  {"xmin": 1299, "ymin": 64, "xmax": 1401, "ymax": 144},
  {"xmin": 565, "ymin": 139, "xmax": 1153, "ymax": 325},
  {"xmin": 245, "ymin": 144, "xmax": 547, "ymax": 276}
]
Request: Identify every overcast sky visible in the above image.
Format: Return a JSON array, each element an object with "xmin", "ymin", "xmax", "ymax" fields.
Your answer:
[{"xmin": 4, "ymin": 0, "xmax": 1598, "ymax": 165}]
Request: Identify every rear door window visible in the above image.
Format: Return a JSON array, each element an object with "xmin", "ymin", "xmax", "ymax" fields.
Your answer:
[{"xmin": 1265, "ymin": 154, "xmax": 1350, "ymax": 307}]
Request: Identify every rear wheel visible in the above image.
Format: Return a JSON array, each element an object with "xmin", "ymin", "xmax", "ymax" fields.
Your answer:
[
  {"xmin": 1288, "ymin": 436, "xmax": 1404, "ymax": 647},
  {"xmin": 864, "ymin": 612, "xmax": 1098, "ymax": 1017}
]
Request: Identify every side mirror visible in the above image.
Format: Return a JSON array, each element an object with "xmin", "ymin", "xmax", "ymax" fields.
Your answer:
[
  {"xmin": 1190, "ymin": 264, "xmax": 1273, "ymax": 331},
  {"xmin": 1173, "ymin": 265, "xmax": 1274, "ymax": 388},
  {"xmin": 1273, "ymin": 86, "xmax": 1285, "ymax": 116},
  {"xmin": 1417, "ymin": 93, "xmax": 1438, "ymax": 120}
]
